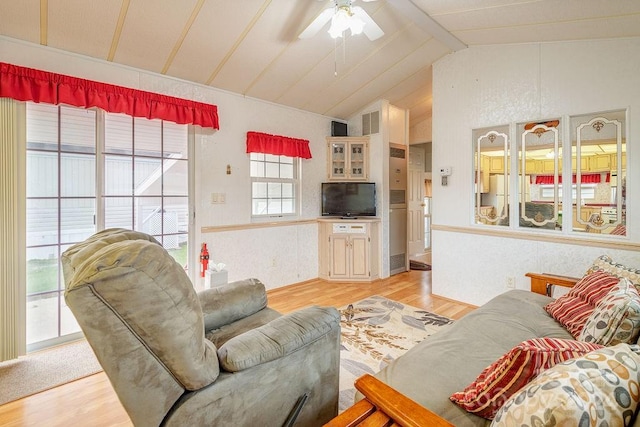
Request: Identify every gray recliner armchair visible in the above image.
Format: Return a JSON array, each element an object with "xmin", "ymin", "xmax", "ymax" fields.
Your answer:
[{"xmin": 62, "ymin": 228, "xmax": 341, "ymax": 427}]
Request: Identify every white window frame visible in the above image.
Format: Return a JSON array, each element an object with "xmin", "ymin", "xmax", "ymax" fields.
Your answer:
[
  {"xmin": 539, "ymin": 183, "xmax": 597, "ymax": 202},
  {"xmin": 250, "ymin": 153, "xmax": 299, "ymax": 220}
]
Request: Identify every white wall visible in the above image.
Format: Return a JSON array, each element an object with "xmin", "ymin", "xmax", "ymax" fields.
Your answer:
[
  {"xmin": 410, "ymin": 117, "xmax": 432, "ymax": 144},
  {"xmin": 432, "ymin": 38, "xmax": 640, "ymax": 306},
  {"xmin": 0, "ymin": 36, "xmax": 334, "ymax": 290}
]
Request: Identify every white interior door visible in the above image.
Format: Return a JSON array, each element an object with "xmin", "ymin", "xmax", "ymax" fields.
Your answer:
[{"xmin": 408, "ymin": 148, "xmax": 425, "ymax": 255}]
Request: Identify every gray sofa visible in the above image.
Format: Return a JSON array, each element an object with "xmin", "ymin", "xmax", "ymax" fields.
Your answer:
[
  {"xmin": 62, "ymin": 228, "xmax": 341, "ymax": 427},
  {"xmin": 369, "ymin": 285, "xmax": 640, "ymax": 426},
  {"xmin": 372, "ymin": 290, "xmax": 567, "ymax": 426}
]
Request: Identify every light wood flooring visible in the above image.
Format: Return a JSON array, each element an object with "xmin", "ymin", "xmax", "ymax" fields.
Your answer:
[{"xmin": 0, "ymin": 270, "xmax": 476, "ymax": 427}]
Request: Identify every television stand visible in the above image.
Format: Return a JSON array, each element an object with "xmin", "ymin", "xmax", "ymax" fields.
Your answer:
[
  {"xmin": 317, "ymin": 217, "xmax": 380, "ymax": 282},
  {"xmin": 341, "ymin": 216, "xmax": 358, "ymax": 219}
]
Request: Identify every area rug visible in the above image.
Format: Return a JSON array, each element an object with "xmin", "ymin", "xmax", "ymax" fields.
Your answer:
[
  {"xmin": 410, "ymin": 259, "xmax": 432, "ymax": 271},
  {"xmin": 337, "ymin": 295, "xmax": 453, "ymax": 412},
  {"xmin": 0, "ymin": 339, "xmax": 102, "ymax": 405}
]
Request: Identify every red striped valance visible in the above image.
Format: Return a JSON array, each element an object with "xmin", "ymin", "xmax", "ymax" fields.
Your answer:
[
  {"xmin": 0, "ymin": 62, "xmax": 219, "ymax": 129},
  {"xmin": 535, "ymin": 173, "xmax": 602, "ymax": 185},
  {"xmin": 246, "ymin": 131, "xmax": 312, "ymax": 159}
]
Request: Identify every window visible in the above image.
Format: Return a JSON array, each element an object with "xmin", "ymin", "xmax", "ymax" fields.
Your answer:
[
  {"xmin": 540, "ymin": 184, "xmax": 596, "ymax": 201},
  {"xmin": 472, "ymin": 109, "xmax": 627, "ymax": 236},
  {"xmin": 25, "ymin": 103, "xmax": 191, "ymax": 351},
  {"xmin": 250, "ymin": 153, "xmax": 298, "ymax": 217},
  {"xmin": 473, "ymin": 125, "xmax": 510, "ymax": 226}
]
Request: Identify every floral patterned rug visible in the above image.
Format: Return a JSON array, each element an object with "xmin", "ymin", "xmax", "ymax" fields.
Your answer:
[{"xmin": 338, "ymin": 295, "xmax": 453, "ymax": 412}]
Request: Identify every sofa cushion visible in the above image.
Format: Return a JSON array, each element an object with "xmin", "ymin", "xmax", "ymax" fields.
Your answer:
[
  {"xmin": 579, "ymin": 278, "xmax": 640, "ymax": 346},
  {"xmin": 586, "ymin": 255, "xmax": 640, "ymax": 288},
  {"xmin": 450, "ymin": 338, "xmax": 603, "ymax": 419},
  {"xmin": 544, "ymin": 270, "xmax": 621, "ymax": 337},
  {"xmin": 491, "ymin": 344, "xmax": 640, "ymax": 427}
]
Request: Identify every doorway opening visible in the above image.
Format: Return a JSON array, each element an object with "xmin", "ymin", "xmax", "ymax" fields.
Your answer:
[{"xmin": 408, "ymin": 144, "xmax": 431, "ymax": 270}]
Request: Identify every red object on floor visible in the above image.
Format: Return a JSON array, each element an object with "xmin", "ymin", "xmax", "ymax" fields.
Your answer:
[{"xmin": 200, "ymin": 243, "xmax": 209, "ymax": 277}]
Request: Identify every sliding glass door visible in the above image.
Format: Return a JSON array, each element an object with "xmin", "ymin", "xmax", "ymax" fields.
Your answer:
[
  {"xmin": 102, "ymin": 113, "xmax": 190, "ymax": 269},
  {"xmin": 25, "ymin": 103, "xmax": 191, "ymax": 351},
  {"xmin": 25, "ymin": 103, "xmax": 96, "ymax": 349}
]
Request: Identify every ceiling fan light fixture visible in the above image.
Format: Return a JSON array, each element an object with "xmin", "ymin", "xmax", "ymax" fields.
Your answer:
[
  {"xmin": 328, "ymin": 7, "xmax": 351, "ymax": 38},
  {"xmin": 300, "ymin": 0, "xmax": 383, "ymax": 41},
  {"xmin": 349, "ymin": 15, "xmax": 365, "ymax": 35}
]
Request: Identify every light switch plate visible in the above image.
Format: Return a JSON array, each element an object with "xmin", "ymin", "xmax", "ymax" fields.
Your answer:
[{"xmin": 211, "ymin": 193, "xmax": 226, "ymax": 204}]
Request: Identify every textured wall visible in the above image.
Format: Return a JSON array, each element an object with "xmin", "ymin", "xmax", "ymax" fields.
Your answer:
[{"xmin": 432, "ymin": 38, "xmax": 640, "ymax": 306}]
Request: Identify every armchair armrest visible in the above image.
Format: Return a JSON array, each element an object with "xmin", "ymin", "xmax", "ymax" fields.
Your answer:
[
  {"xmin": 198, "ymin": 278, "xmax": 268, "ymax": 330},
  {"xmin": 526, "ymin": 272, "xmax": 580, "ymax": 297},
  {"xmin": 325, "ymin": 374, "xmax": 454, "ymax": 427},
  {"xmin": 217, "ymin": 306, "xmax": 340, "ymax": 372}
]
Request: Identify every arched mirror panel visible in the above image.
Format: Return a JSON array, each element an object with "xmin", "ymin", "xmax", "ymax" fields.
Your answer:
[
  {"xmin": 571, "ymin": 110, "xmax": 626, "ymax": 236},
  {"xmin": 518, "ymin": 119, "xmax": 561, "ymax": 230},
  {"xmin": 473, "ymin": 125, "xmax": 509, "ymax": 226}
]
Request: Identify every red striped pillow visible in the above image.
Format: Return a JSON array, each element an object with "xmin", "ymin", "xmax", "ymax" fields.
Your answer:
[
  {"xmin": 450, "ymin": 338, "xmax": 603, "ymax": 419},
  {"xmin": 544, "ymin": 270, "xmax": 621, "ymax": 337}
]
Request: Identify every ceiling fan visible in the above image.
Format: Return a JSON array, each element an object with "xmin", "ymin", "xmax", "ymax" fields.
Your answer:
[{"xmin": 299, "ymin": 0, "xmax": 384, "ymax": 41}]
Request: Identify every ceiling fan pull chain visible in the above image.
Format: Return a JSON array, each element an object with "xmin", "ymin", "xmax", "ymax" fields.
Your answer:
[
  {"xmin": 343, "ymin": 32, "xmax": 347, "ymax": 65},
  {"xmin": 334, "ymin": 37, "xmax": 338, "ymax": 76}
]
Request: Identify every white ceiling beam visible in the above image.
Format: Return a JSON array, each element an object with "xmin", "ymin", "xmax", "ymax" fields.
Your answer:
[{"xmin": 387, "ymin": 0, "xmax": 467, "ymax": 52}]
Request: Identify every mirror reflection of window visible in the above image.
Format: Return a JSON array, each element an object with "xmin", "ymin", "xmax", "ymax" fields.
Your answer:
[
  {"xmin": 473, "ymin": 125, "xmax": 509, "ymax": 226},
  {"xmin": 518, "ymin": 119, "xmax": 561, "ymax": 230},
  {"xmin": 570, "ymin": 110, "xmax": 626, "ymax": 236}
]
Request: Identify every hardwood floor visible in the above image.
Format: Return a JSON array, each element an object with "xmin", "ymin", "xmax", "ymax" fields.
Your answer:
[{"xmin": 0, "ymin": 270, "xmax": 476, "ymax": 427}]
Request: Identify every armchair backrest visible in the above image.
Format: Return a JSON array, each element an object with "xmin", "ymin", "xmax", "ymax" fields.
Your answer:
[
  {"xmin": 61, "ymin": 228, "xmax": 160, "ymax": 281},
  {"xmin": 63, "ymin": 230, "xmax": 220, "ymax": 426}
]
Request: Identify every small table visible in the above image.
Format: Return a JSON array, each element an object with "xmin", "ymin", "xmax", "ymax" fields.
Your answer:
[{"xmin": 325, "ymin": 374, "xmax": 454, "ymax": 427}]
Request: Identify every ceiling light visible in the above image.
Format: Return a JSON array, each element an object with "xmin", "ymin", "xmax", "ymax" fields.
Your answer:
[
  {"xmin": 299, "ymin": 0, "xmax": 384, "ymax": 42},
  {"xmin": 328, "ymin": 5, "xmax": 365, "ymax": 38}
]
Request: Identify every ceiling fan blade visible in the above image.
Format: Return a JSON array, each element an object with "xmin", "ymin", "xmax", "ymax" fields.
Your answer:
[
  {"xmin": 352, "ymin": 6, "xmax": 384, "ymax": 41},
  {"xmin": 299, "ymin": 7, "xmax": 335, "ymax": 39}
]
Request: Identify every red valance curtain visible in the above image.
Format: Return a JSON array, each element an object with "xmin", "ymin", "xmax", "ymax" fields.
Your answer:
[
  {"xmin": 534, "ymin": 173, "xmax": 602, "ymax": 185},
  {"xmin": 535, "ymin": 175, "xmax": 558, "ymax": 185},
  {"xmin": 0, "ymin": 62, "xmax": 219, "ymax": 129},
  {"xmin": 246, "ymin": 131, "xmax": 312, "ymax": 159}
]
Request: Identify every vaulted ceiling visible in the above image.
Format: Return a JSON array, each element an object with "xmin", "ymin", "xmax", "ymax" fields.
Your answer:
[{"xmin": 1, "ymin": 0, "xmax": 640, "ymax": 127}]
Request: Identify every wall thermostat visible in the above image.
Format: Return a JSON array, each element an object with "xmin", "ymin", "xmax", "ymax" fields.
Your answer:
[{"xmin": 439, "ymin": 166, "xmax": 452, "ymax": 176}]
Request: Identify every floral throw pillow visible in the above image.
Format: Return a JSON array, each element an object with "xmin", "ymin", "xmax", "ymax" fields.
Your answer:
[
  {"xmin": 450, "ymin": 338, "xmax": 603, "ymax": 419},
  {"xmin": 579, "ymin": 278, "xmax": 640, "ymax": 346},
  {"xmin": 586, "ymin": 255, "xmax": 640, "ymax": 289},
  {"xmin": 544, "ymin": 270, "xmax": 621, "ymax": 337},
  {"xmin": 491, "ymin": 344, "xmax": 640, "ymax": 427}
]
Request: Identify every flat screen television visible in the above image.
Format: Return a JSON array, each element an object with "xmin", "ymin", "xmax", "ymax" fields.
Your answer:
[{"xmin": 321, "ymin": 182, "xmax": 376, "ymax": 218}]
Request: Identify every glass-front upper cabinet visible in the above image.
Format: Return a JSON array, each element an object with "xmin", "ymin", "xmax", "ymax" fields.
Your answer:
[
  {"xmin": 326, "ymin": 136, "xmax": 369, "ymax": 181},
  {"xmin": 570, "ymin": 110, "xmax": 626, "ymax": 236},
  {"xmin": 473, "ymin": 125, "xmax": 509, "ymax": 226},
  {"xmin": 517, "ymin": 119, "xmax": 561, "ymax": 230}
]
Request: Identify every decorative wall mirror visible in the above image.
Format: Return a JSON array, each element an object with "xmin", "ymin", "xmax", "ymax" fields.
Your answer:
[
  {"xmin": 570, "ymin": 110, "xmax": 626, "ymax": 236},
  {"xmin": 473, "ymin": 125, "xmax": 509, "ymax": 226},
  {"xmin": 517, "ymin": 119, "xmax": 561, "ymax": 230}
]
